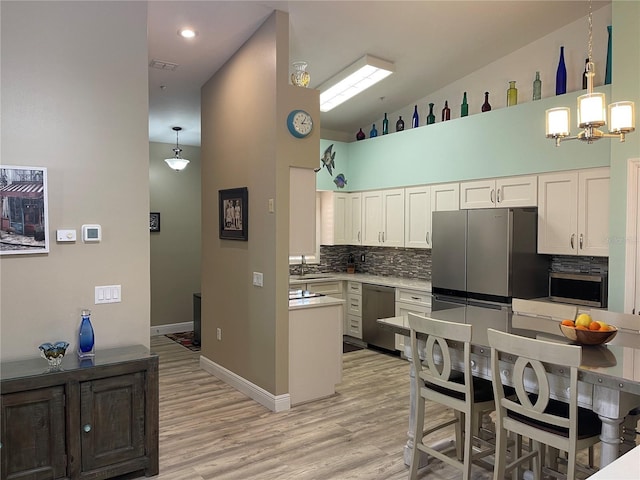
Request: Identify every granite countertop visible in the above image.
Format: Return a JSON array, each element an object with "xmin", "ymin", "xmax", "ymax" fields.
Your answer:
[
  {"xmin": 288, "ymin": 295, "xmax": 345, "ymax": 311},
  {"xmin": 289, "ymin": 272, "xmax": 431, "ymax": 292}
]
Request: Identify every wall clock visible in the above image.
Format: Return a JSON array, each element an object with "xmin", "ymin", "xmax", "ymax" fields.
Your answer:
[{"xmin": 286, "ymin": 109, "xmax": 313, "ymax": 138}]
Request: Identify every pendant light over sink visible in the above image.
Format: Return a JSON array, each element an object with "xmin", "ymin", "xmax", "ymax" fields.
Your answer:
[
  {"xmin": 545, "ymin": 0, "xmax": 635, "ymax": 146},
  {"xmin": 164, "ymin": 127, "xmax": 190, "ymax": 171}
]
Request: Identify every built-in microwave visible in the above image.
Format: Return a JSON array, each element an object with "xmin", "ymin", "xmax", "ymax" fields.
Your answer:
[{"xmin": 549, "ymin": 272, "xmax": 607, "ymax": 308}]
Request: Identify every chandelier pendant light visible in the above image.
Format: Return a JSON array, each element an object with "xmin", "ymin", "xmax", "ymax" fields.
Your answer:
[
  {"xmin": 545, "ymin": 0, "xmax": 635, "ymax": 147},
  {"xmin": 165, "ymin": 126, "xmax": 190, "ymax": 171}
]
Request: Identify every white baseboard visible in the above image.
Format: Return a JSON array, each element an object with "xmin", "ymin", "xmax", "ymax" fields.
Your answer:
[
  {"xmin": 150, "ymin": 321, "xmax": 193, "ymax": 337},
  {"xmin": 199, "ymin": 355, "xmax": 291, "ymax": 412}
]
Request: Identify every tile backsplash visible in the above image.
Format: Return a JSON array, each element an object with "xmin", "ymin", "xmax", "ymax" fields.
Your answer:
[
  {"xmin": 290, "ymin": 245, "xmax": 431, "ymax": 280},
  {"xmin": 289, "ymin": 247, "xmax": 608, "ymax": 283}
]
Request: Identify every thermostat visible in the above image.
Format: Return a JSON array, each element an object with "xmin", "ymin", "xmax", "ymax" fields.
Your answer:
[{"xmin": 82, "ymin": 224, "xmax": 101, "ymax": 243}]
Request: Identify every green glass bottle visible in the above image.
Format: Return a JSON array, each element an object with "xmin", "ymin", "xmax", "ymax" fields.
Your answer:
[
  {"xmin": 460, "ymin": 92, "xmax": 469, "ymax": 117},
  {"xmin": 532, "ymin": 72, "xmax": 542, "ymax": 101},
  {"xmin": 506, "ymin": 81, "xmax": 517, "ymax": 107},
  {"xmin": 426, "ymin": 103, "xmax": 436, "ymax": 125},
  {"xmin": 382, "ymin": 113, "xmax": 389, "ymax": 135}
]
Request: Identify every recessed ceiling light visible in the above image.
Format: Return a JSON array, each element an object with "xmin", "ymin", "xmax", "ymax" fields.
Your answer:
[{"xmin": 178, "ymin": 28, "xmax": 197, "ymax": 39}]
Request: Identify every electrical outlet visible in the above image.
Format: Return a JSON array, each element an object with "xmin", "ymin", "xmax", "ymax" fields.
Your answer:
[
  {"xmin": 360, "ymin": 253, "xmax": 366, "ymax": 262},
  {"xmin": 216, "ymin": 328, "xmax": 222, "ymax": 341}
]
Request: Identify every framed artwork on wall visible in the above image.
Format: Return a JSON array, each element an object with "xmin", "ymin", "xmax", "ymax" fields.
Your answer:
[
  {"xmin": 0, "ymin": 165, "xmax": 50, "ymax": 255},
  {"xmin": 219, "ymin": 187, "xmax": 248, "ymax": 241},
  {"xmin": 149, "ymin": 212, "xmax": 161, "ymax": 232}
]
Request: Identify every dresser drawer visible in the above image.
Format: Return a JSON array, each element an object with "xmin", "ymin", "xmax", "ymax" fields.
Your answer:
[
  {"xmin": 395, "ymin": 288, "xmax": 431, "ymax": 306},
  {"xmin": 346, "ymin": 281, "xmax": 362, "ymax": 295},
  {"xmin": 347, "ymin": 294, "xmax": 362, "ymax": 317}
]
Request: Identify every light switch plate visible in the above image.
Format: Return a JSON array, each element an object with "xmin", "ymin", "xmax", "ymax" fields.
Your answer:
[
  {"xmin": 56, "ymin": 229, "xmax": 77, "ymax": 242},
  {"xmin": 95, "ymin": 285, "xmax": 121, "ymax": 304},
  {"xmin": 252, "ymin": 272, "xmax": 264, "ymax": 287}
]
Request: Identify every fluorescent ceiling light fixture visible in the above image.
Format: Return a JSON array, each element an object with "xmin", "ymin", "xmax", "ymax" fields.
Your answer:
[{"xmin": 319, "ymin": 55, "xmax": 394, "ymax": 112}]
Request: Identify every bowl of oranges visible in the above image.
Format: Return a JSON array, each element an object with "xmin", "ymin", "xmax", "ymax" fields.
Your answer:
[{"xmin": 560, "ymin": 313, "xmax": 617, "ymax": 345}]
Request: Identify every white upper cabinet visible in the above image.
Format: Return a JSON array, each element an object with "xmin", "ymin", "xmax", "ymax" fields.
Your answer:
[
  {"xmin": 362, "ymin": 189, "xmax": 405, "ymax": 246},
  {"xmin": 320, "ymin": 192, "xmax": 361, "ymax": 245},
  {"xmin": 431, "ymin": 182, "xmax": 460, "ymax": 211},
  {"xmin": 537, "ymin": 167, "xmax": 610, "ymax": 256},
  {"xmin": 460, "ymin": 175, "xmax": 537, "ymax": 209},
  {"xmin": 346, "ymin": 193, "xmax": 362, "ymax": 245},
  {"xmin": 405, "ymin": 186, "xmax": 431, "ymax": 248}
]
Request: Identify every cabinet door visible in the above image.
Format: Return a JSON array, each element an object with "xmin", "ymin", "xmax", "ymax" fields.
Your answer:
[
  {"xmin": 496, "ymin": 175, "xmax": 538, "ymax": 207},
  {"xmin": 405, "ymin": 186, "xmax": 431, "ymax": 248},
  {"xmin": 361, "ymin": 191, "xmax": 383, "ymax": 246},
  {"xmin": 578, "ymin": 168, "xmax": 610, "ymax": 256},
  {"xmin": 431, "ymin": 182, "xmax": 460, "ymax": 211},
  {"xmin": 460, "ymin": 179, "xmax": 495, "ymax": 209},
  {"xmin": 1, "ymin": 386, "xmax": 67, "ymax": 480},
  {"xmin": 346, "ymin": 193, "xmax": 362, "ymax": 245},
  {"xmin": 537, "ymin": 172, "xmax": 578, "ymax": 255},
  {"xmin": 80, "ymin": 372, "xmax": 145, "ymax": 472},
  {"xmin": 381, "ymin": 189, "xmax": 405, "ymax": 247}
]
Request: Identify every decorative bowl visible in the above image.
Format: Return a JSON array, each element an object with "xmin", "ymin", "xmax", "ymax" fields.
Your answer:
[
  {"xmin": 559, "ymin": 324, "xmax": 618, "ymax": 346},
  {"xmin": 39, "ymin": 341, "xmax": 69, "ymax": 368}
]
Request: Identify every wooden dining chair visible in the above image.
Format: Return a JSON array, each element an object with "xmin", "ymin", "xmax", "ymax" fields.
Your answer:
[
  {"xmin": 407, "ymin": 313, "xmax": 495, "ymax": 480},
  {"xmin": 487, "ymin": 328, "xmax": 601, "ymax": 480}
]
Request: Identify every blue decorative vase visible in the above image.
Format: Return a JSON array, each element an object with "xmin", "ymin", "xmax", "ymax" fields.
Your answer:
[
  {"xmin": 412, "ymin": 105, "xmax": 419, "ymax": 128},
  {"xmin": 78, "ymin": 309, "xmax": 95, "ymax": 358},
  {"xmin": 555, "ymin": 46, "xmax": 567, "ymax": 95},
  {"xmin": 369, "ymin": 124, "xmax": 378, "ymax": 138},
  {"xmin": 604, "ymin": 25, "xmax": 612, "ymax": 85}
]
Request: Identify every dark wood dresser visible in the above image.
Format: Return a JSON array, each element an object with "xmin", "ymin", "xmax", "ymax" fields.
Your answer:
[{"xmin": 1, "ymin": 345, "xmax": 159, "ymax": 480}]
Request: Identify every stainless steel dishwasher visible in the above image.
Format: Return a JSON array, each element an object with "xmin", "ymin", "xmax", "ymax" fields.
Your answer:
[{"xmin": 362, "ymin": 284, "xmax": 396, "ymax": 351}]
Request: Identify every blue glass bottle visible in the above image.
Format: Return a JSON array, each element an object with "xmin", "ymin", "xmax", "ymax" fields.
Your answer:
[
  {"xmin": 556, "ymin": 46, "xmax": 567, "ymax": 95},
  {"xmin": 382, "ymin": 113, "xmax": 389, "ymax": 135},
  {"xmin": 369, "ymin": 124, "xmax": 378, "ymax": 138},
  {"xmin": 78, "ymin": 309, "xmax": 95, "ymax": 358},
  {"xmin": 412, "ymin": 105, "xmax": 419, "ymax": 128}
]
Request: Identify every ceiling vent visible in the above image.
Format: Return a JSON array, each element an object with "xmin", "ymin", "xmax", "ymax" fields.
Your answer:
[{"xmin": 149, "ymin": 59, "xmax": 179, "ymax": 71}]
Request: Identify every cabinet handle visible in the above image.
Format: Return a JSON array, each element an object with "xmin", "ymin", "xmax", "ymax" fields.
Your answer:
[
  {"xmin": 490, "ymin": 189, "xmax": 495, "ymax": 204},
  {"xmin": 411, "ymin": 296, "xmax": 421, "ymax": 300},
  {"xmin": 378, "ymin": 232, "xmax": 381, "ymax": 242},
  {"xmin": 382, "ymin": 232, "xmax": 385, "ymax": 243},
  {"xmin": 497, "ymin": 188, "xmax": 502, "ymax": 203},
  {"xmin": 579, "ymin": 233, "xmax": 584, "ymax": 250},
  {"xmin": 358, "ymin": 231, "xmax": 361, "ymax": 242},
  {"xmin": 83, "ymin": 424, "xmax": 92, "ymax": 433},
  {"xmin": 570, "ymin": 233, "xmax": 575, "ymax": 249},
  {"xmin": 426, "ymin": 232, "xmax": 430, "ymax": 245}
]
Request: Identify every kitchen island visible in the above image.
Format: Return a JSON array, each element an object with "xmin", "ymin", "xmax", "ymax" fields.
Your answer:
[
  {"xmin": 289, "ymin": 295, "xmax": 344, "ymax": 405},
  {"xmin": 379, "ymin": 308, "xmax": 640, "ymax": 469}
]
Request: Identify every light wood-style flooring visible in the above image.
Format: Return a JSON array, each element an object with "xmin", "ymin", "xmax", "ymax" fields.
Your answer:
[{"xmin": 150, "ymin": 335, "xmax": 491, "ymax": 480}]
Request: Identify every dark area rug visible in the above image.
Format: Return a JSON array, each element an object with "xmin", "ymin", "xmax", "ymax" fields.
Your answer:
[
  {"xmin": 165, "ymin": 331, "xmax": 200, "ymax": 352},
  {"xmin": 343, "ymin": 342, "xmax": 364, "ymax": 353}
]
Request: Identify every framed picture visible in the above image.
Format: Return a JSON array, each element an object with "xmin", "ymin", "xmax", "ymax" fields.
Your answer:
[
  {"xmin": 149, "ymin": 212, "xmax": 161, "ymax": 232},
  {"xmin": 219, "ymin": 187, "xmax": 248, "ymax": 241},
  {"xmin": 0, "ymin": 165, "xmax": 50, "ymax": 255}
]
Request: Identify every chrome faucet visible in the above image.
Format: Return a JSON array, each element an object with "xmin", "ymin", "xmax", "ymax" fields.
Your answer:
[{"xmin": 300, "ymin": 255, "xmax": 307, "ymax": 276}]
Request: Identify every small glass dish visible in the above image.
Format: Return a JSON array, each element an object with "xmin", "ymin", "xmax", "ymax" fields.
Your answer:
[{"xmin": 39, "ymin": 341, "xmax": 69, "ymax": 368}]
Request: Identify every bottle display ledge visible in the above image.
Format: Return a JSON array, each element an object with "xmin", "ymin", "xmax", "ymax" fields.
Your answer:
[{"xmin": 0, "ymin": 345, "xmax": 159, "ymax": 480}]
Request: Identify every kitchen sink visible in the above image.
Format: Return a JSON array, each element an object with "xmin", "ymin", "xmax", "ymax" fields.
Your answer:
[{"xmin": 289, "ymin": 274, "xmax": 334, "ymax": 280}]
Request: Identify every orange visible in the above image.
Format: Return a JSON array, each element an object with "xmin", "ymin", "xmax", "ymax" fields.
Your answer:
[
  {"xmin": 561, "ymin": 319, "xmax": 575, "ymax": 327},
  {"xmin": 588, "ymin": 321, "xmax": 601, "ymax": 331},
  {"xmin": 576, "ymin": 325, "xmax": 588, "ymax": 330}
]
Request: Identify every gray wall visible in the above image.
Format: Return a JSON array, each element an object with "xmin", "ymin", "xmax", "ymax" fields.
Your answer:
[
  {"xmin": 0, "ymin": 1, "xmax": 149, "ymax": 360},
  {"xmin": 149, "ymin": 142, "xmax": 201, "ymax": 328}
]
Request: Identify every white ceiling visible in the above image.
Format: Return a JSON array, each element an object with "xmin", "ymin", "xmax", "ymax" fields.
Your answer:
[{"xmin": 148, "ymin": 0, "xmax": 610, "ymax": 147}]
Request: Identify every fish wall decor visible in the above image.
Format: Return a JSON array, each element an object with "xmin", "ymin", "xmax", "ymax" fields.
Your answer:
[
  {"xmin": 320, "ymin": 144, "xmax": 336, "ymax": 175},
  {"xmin": 333, "ymin": 173, "xmax": 347, "ymax": 189}
]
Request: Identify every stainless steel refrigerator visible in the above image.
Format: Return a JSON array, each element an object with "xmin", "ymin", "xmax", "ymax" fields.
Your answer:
[{"xmin": 431, "ymin": 208, "xmax": 549, "ymax": 309}]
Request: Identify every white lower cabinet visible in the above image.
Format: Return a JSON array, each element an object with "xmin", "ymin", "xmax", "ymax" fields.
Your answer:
[
  {"xmin": 394, "ymin": 288, "xmax": 432, "ymax": 351},
  {"xmin": 306, "ymin": 281, "xmax": 343, "ymax": 298},
  {"xmin": 345, "ymin": 281, "xmax": 362, "ymax": 339}
]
